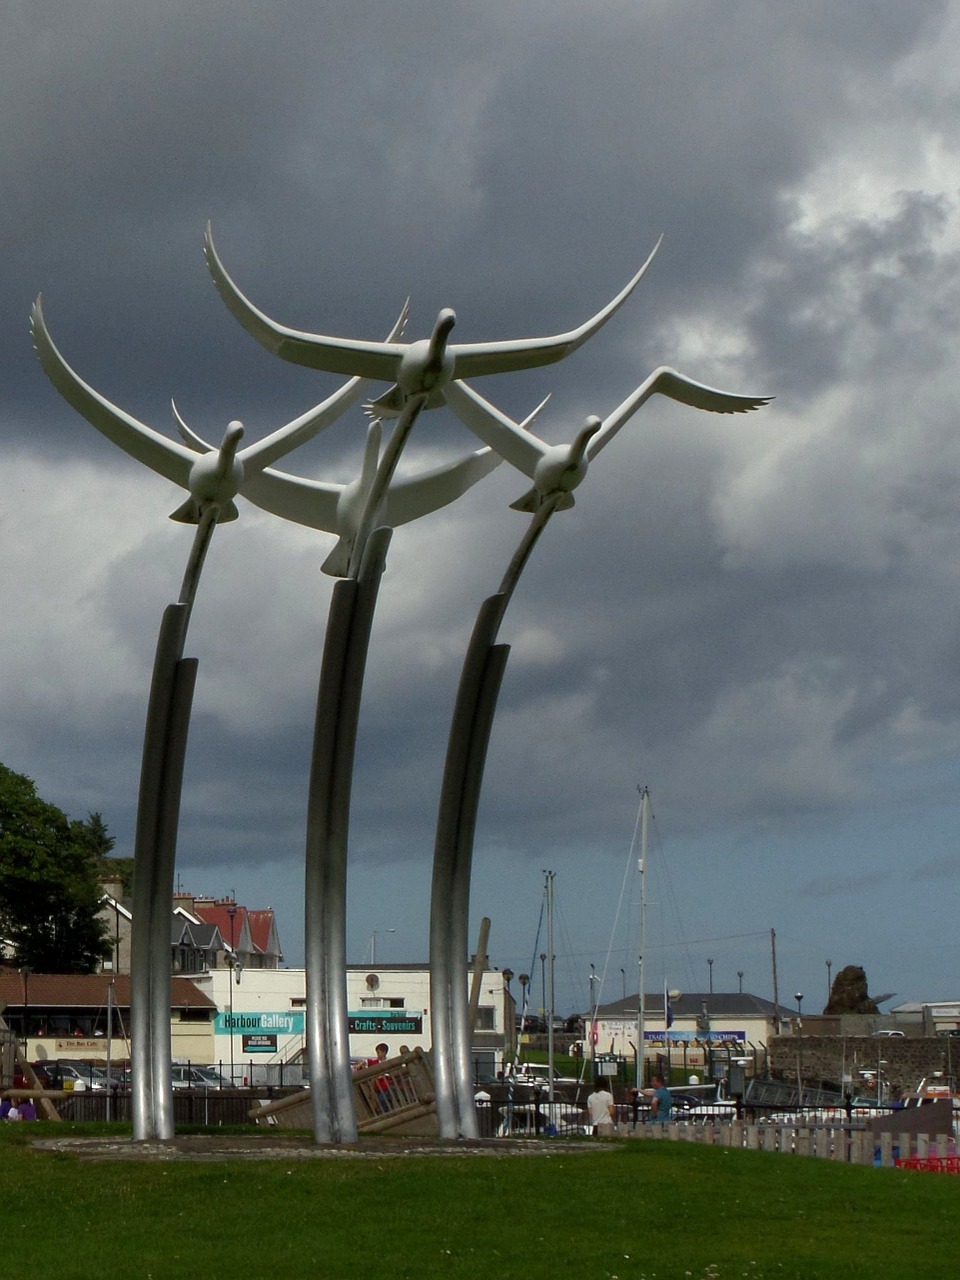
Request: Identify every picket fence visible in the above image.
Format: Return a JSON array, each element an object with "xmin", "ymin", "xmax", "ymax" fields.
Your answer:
[{"xmin": 621, "ymin": 1119, "xmax": 955, "ymax": 1168}]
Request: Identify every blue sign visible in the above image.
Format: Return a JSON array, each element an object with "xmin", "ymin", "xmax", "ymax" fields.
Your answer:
[
  {"xmin": 643, "ymin": 1029, "xmax": 745, "ymax": 1043},
  {"xmin": 348, "ymin": 1012, "xmax": 423, "ymax": 1035},
  {"xmin": 215, "ymin": 1012, "xmax": 304, "ymax": 1036}
]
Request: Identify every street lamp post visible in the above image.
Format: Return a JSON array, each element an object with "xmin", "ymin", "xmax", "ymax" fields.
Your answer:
[
  {"xmin": 795, "ymin": 992, "xmax": 803, "ymax": 1021},
  {"xmin": 518, "ymin": 972, "xmax": 529, "ymax": 1044},
  {"xmin": 20, "ymin": 966, "xmax": 31, "ymax": 1055},
  {"xmin": 826, "ymin": 959, "xmax": 832, "ymax": 1005},
  {"xmin": 707, "ymin": 958, "xmax": 714, "ymax": 994},
  {"xmin": 737, "ymin": 970, "xmax": 743, "ymax": 994},
  {"xmin": 227, "ymin": 905, "xmax": 237, "ymax": 1085},
  {"xmin": 588, "ymin": 964, "xmax": 600, "ymax": 1073}
]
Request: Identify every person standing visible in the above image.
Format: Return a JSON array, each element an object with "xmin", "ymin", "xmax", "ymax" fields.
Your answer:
[
  {"xmin": 587, "ymin": 1077, "xmax": 617, "ymax": 1135},
  {"xmin": 650, "ymin": 1073, "xmax": 672, "ymax": 1123},
  {"xmin": 368, "ymin": 1042, "xmax": 391, "ymax": 1113}
]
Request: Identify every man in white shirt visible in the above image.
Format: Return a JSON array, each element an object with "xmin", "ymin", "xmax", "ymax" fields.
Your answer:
[{"xmin": 587, "ymin": 1077, "xmax": 616, "ymax": 1135}]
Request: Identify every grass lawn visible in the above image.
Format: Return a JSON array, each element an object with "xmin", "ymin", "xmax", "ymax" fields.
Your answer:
[{"xmin": 1, "ymin": 1123, "xmax": 956, "ymax": 1279}]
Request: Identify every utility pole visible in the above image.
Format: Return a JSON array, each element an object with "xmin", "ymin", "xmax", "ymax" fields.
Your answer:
[{"xmin": 770, "ymin": 928, "xmax": 781, "ymax": 1033}]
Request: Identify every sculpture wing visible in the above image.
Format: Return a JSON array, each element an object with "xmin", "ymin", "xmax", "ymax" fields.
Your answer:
[
  {"xmin": 383, "ymin": 448, "xmax": 503, "ymax": 528},
  {"xmin": 443, "ymin": 380, "xmax": 545, "ymax": 479},
  {"xmin": 238, "ymin": 300, "xmax": 410, "ymax": 471},
  {"xmin": 171, "ymin": 400, "xmax": 210, "ymax": 454},
  {"xmin": 204, "ymin": 223, "xmax": 405, "ymax": 380},
  {"xmin": 238, "ymin": 467, "xmax": 343, "ymax": 532},
  {"xmin": 451, "ymin": 237, "xmax": 662, "ymax": 379},
  {"xmin": 587, "ymin": 365, "xmax": 773, "ymax": 461},
  {"xmin": 31, "ymin": 296, "xmax": 195, "ymax": 487}
]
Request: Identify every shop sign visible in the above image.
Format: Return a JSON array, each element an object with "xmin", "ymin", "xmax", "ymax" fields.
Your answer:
[
  {"xmin": 215, "ymin": 1012, "xmax": 304, "ymax": 1035},
  {"xmin": 348, "ymin": 1013, "xmax": 423, "ymax": 1035}
]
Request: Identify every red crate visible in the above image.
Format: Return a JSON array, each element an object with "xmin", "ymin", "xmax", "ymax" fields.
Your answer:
[{"xmin": 895, "ymin": 1156, "xmax": 960, "ymax": 1173}]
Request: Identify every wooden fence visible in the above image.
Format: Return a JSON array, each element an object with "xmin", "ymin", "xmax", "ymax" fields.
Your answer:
[{"xmin": 621, "ymin": 1119, "xmax": 956, "ymax": 1167}]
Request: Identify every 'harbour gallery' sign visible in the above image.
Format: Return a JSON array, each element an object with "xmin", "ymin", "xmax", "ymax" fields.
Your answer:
[{"xmin": 215, "ymin": 1010, "xmax": 424, "ymax": 1037}]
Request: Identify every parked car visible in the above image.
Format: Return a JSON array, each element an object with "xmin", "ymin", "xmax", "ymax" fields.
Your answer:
[
  {"xmin": 502, "ymin": 1063, "xmax": 582, "ymax": 1087},
  {"xmin": 669, "ymin": 1093, "xmax": 738, "ymax": 1121},
  {"xmin": 31, "ymin": 1059, "xmax": 112, "ymax": 1091},
  {"xmin": 171, "ymin": 1064, "xmax": 234, "ymax": 1090},
  {"xmin": 494, "ymin": 1100, "xmax": 587, "ymax": 1137}
]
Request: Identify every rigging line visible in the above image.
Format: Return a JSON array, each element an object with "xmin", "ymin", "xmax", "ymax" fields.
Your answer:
[
  {"xmin": 664, "ymin": 930, "xmax": 772, "ymax": 947},
  {"xmin": 528, "ymin": 891, "xmax": 546, "ymax": 991},
  {"xmin": 595, "ymin": 785, "xmax": 646, "ymax": 1010},
  {"xmin": 553, "ymin": 890, "xmax": 586, "ymax": 1009},
  {"xmin": 646, "ymin": 808, "xmax": 696, "ymax": 991}
]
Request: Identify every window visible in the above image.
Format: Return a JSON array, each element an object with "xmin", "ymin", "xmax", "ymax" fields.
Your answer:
[{"xmin": 475, "ymin": 1006, "xmax": 496, "ymax": 1031}]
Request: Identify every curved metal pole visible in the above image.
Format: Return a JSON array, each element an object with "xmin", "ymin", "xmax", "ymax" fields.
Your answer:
[
  {"xmin": 178, "ymin": 508, "xmax": 219, "ymax": 612},
  {"xmin": 148, "ymin": 654, "xmax": 198, "ymax": 1137},
  {"xmin": 347, "ymin": 394, "xmax": 427, "ymax": 577},
  {"xmin": 131, "ymin": 509, "xmax": 217, "ymax": 1140},
  {"xmin": 130, "ymin": 603, "xmax": 196, "ymax": 1139},
  {"xmin": 304, "ymin": 526, "xmax": 392, "ymax": 1143},
  {"xmin": 430, "ymin": 496, "xmax": 562, "ymax": 1138}
]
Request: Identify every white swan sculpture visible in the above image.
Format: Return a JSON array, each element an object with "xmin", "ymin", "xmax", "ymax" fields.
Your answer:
[
  {"xmin": 174, "ymin": 411, "xmax": 502, "ymax": 577},
  {"xmin": 204, "ymin": 223, "xmax": 662, "ymax": 416},
  {"xmin": 30, "ymin": 295, "xmax": 407, "ymax": 523},
  {"xmin": 444, "ymin": 366, "xmax": 773, "ymax": 512}
]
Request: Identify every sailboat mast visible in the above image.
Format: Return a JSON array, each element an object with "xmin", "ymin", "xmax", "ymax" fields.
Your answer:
[
  {"xmin": 545, "ymin": 869, "xmax": 556, "ymax": 1106},
  {"xmin": 636, "ymin": 785, "xmax": 649, "ymax": 1089}
]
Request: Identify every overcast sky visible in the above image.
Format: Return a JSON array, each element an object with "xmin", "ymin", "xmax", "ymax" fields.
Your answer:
[{"xmin": 4, "ymin": 1, "xmax": 960, "ymax": 1017}]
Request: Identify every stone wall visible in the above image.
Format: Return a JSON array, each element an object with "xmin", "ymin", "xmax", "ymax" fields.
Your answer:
[{"xmin": 768, "ymin": 1034, "xmax": 954, "ymax": 1094}]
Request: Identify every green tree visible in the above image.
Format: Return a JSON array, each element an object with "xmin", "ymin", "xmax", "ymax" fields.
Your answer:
[
  {"xmin": 0, "ymin": 764, "xmax": 112, "ymax": 972},
  {"xmin": 85, "ymin": 811, "xmax": 115, "ymax": 856},
  {"xmin": 87, "ymin": 807, "xmax": 136, "ymax": 896}
]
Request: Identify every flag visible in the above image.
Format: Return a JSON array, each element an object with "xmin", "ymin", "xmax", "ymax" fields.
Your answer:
[{"xmin": 664, "ymin": 983, "xmax": 674, "ymax": 1029}]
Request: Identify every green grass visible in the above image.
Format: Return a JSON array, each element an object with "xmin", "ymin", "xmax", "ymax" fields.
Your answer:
[{"xmin": 1, "ymin": 1123, "xmax": 957, "ymax": 1279}]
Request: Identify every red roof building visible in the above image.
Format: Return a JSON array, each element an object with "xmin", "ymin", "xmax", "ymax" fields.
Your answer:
[{"xmin": 176, "ymin": 896, "xmax": 283, "ymax": 971}]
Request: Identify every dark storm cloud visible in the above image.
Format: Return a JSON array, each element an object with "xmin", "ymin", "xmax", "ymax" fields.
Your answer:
[{"xmin": 3, "ymin": 2, "xmax": 960, "ymax": 1004}]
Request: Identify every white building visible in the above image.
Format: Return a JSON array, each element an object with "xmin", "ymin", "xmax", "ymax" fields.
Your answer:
[
  {"xmin": 189, "ymin": 962, "xmax": 513, "ymax": 1081},
  {"xmin": 589, "ymin": 992, "xmax": 780, "ymax": 1079}
]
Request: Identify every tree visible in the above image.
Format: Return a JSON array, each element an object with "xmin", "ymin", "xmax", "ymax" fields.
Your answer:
[
  {"xmin": 0, "ymin": 764, "xmax": 112, "ymax": 972},
  {"xmin": 85, "ymin": 811, "xmax": 115, "ymax": 856},
  {"xmin": 824, "ymin": 964, "xmax": 879, "ymax": 1015}
]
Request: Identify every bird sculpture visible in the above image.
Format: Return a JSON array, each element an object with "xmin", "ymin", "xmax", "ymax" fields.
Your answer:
[
  {"xmin": 204, "ymin": 222, "xmax": 662, "ymax": 416},
  {"xmin": 176, "ymin": 392, "xmax": 550, "ymax": 577},
  {"xmin": 444, "ymin": 366, "xmax": 773, "ymax": 512},
  {"xmin": 174, "ymin": 411, "xmax": 501, "ymax": 577},
  {"xmin": 30, "ymin": 294, "xmax": 408, "ymax": 525}
]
